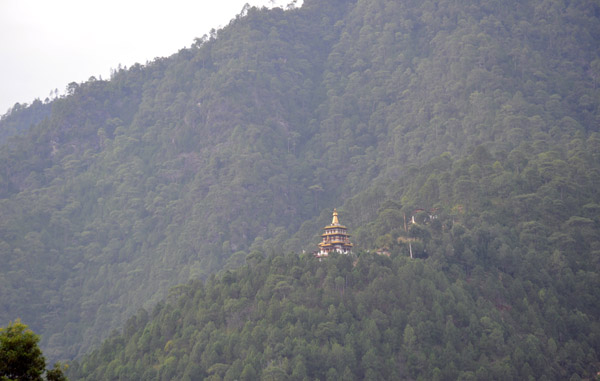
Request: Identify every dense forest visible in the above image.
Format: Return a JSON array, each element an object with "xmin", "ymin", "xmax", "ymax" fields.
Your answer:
[
  {"xmin": 0, "ymin": 0, "xmax": 599, "ymax": 376},
  {"xmin": 0, "ymin": 99, "xmax": 52, "ymax": 145},
  {"xmin": 69, "ymin": 250, "xmax": 599, "ymax": 380}
]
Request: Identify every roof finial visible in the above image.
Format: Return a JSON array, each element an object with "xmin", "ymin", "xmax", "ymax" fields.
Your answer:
[{"xmin": 332, "ymin": 208, "xmax": 339, "ymax": 225}]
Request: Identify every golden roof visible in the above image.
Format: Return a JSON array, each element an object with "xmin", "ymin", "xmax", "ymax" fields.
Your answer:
[
  {"xmin": 324, "ymin": 208, "xmax": 347, "ymax": 229},
  {"xmin": 332, "ymin": 209, "xmax": 339, "ymax": 225}
]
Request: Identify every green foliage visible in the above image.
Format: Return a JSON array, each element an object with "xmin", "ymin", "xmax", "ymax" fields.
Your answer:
[
  {"xmin": 69, "ymin": 248, "xmax": 600, "ymax": 380},
  {"xmin": 0, "ymin": 319, "xmax": 68, "ymax": 381},
  {"xmin": 0, "ymin": 319, "xmax": 45, "ymax": 381},
  {"xmin": 0, "ymin": 0, "xmax": 599, "ymax": 374},
  {"xmin": 45, "ymin": 364, "xmax": 68, "ymax": 381},
  {"xmin": 0, "ymin": 99, "xmax": 51, "ymax": 145}
]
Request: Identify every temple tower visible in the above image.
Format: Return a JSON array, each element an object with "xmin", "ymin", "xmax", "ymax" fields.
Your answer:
[{"xmin": 316, "ymin": 209, "xmax": 353, "ymax": 258}]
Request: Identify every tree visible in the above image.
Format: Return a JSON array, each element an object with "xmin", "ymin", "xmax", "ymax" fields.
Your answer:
[
  {"xmin": 0, "ymin": 319, "xmax": 45, "ymax": 381},
  {"xmin": 0, "ymin": 319, "xmax": 67, "ymax": 381},
  {"xmin": 45, "ymin": 364, "xmax": 68, "ymax": 381}
]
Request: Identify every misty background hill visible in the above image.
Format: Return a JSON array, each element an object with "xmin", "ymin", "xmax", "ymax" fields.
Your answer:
[{"xmin": 0, "ymin": 0, "xmax": 599, "ymax": 376}]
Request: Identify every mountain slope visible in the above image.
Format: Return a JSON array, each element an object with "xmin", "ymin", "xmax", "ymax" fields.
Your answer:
[
  {"xmin": 0, "ymin": 0, "xmax": 599, "ymax": 365},
  {"xmin": 0, "ymin": 1, "xmax": 354, "ymax": 361},
  {"xmin": 69, "ymin": 251, "xmax": 600, "ymax": 380},
  {"xmin": 0, "ymin": 99, "xmax": 52, "ymax": 145}
]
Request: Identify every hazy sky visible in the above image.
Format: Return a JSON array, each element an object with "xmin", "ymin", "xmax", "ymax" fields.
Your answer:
[{"xmin": 0, "ymin": 0, "xmax": 294, "ymax": 115}]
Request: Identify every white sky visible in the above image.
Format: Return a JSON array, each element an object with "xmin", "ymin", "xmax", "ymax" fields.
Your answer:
[{"xmin": 0, "ymin": 0, "xmax": 297, "ymax": 115}]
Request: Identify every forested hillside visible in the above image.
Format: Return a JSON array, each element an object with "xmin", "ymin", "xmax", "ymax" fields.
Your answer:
[
  {"xmin": 69, "ymin": 251, "xmax": 599, "ymax": 380},
  {"xmin": 0, "ymin": 99, "xmax": 52, "ymax": 145},
  {"xmin": 1, "ymin": 0, "xmax": 599, "ymax": 371}
]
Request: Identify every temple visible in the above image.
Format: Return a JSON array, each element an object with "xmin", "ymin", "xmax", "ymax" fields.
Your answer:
[{"xmin": 316, "ymin": 209, "xmax": 353, "ymax": 258}]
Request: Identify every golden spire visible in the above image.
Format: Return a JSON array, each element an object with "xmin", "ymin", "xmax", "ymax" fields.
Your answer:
[{"xmin": 332, "ymin": 209, "xmax": 339, "ymax": 225}]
